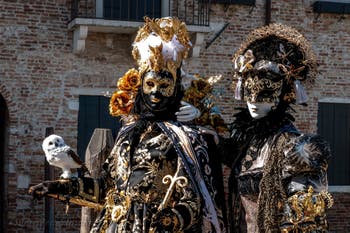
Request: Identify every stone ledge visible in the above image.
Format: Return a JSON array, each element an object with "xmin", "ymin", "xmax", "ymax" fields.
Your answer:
[{"xmin": 68, "ymin": 18, "xmax": 213, "ymax": 57}]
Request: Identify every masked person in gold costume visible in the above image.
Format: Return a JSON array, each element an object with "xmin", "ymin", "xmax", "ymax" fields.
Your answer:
[
  {"xmin": 221, "ymin": 24, "xmax": 333, "ymax": 233},
  {"xmin": 29, "ymin": 17, "xmax": 226, "ymax": 233}
]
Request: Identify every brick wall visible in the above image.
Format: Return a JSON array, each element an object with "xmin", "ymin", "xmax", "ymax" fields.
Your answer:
[
  {"xmin": 0, "ymin": 0, "xmax": 349, "ymax": 232},
  {"xmin": 328, "ymin": 193, "xmax": 350, "ymax": 232}
]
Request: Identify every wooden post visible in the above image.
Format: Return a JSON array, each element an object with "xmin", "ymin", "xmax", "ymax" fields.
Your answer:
[
  {"xmin": 80, "ymin": 128, "xmax": 114, "ymax": 233},
  {"xmin": 44, "ymin": 127, "xmax": 55, "ymax": 233}
]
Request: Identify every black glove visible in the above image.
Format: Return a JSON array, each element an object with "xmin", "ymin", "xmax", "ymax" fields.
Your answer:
[
  {"xmin": 28, "ymin": 179, "xmax": 77, "ymax": 200},
  {"xmin": 150, "ymin": 208, "xmax": 181, "ymax": 233}
]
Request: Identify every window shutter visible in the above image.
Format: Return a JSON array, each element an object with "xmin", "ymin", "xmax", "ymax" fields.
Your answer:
[
  {"xmin": 78, "ymin": 95, "xmax": 120, "ymax": 160},
  {"xmin": 318, "ymin": 102, "xmax": 350, "ymax": 185}
]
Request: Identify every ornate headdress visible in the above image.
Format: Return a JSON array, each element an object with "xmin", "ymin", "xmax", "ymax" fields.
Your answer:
[
  {"xmin": 109, "ymin": 17, "xmax": 192, "ymax": 117},
  {"xmin": 132, "ymin": 16, "xmax": 192, "ymax": 81},
  {"xmin": 232, "ymin": 23, "xmax": 317, "ymax": 105}
]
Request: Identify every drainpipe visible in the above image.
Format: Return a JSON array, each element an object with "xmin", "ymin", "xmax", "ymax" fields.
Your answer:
[{"xmin": 265, "ymin": 0, "xmax": 271, "ymax": 25}]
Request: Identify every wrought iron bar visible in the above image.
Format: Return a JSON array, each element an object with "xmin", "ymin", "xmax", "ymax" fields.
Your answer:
[{"xmin": 70, "ymin": 0, "xmax": 210, "ymax": 26}]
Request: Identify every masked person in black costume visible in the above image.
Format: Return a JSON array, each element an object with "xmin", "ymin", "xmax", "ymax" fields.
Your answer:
[
  {"xmin": 29, "ymin": 17, "xmax": 226, "ymax": 233},
  {"xmin": 221, "ymin": 24, "xmax": 333, "ymax": 233}
]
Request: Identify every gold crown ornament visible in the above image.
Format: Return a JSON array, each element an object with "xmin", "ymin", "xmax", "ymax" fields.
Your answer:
[{"xmin": 132, "ymin": 16, "xmax": 192, "ymax": 80}]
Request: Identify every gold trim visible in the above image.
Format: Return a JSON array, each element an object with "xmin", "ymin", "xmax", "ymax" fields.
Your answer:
[
  {"xmin": 46, "ymin": 193, "xmax": 103, "ymax": 210},
  {"xmin": 280, "ymin": 186, "xmax": 333, "ymax": 232}
]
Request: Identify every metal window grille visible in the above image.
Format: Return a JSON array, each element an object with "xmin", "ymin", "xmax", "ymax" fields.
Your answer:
[{"xmin": 70, "ymin": 0, "xmax": 210, "ymax": 26}]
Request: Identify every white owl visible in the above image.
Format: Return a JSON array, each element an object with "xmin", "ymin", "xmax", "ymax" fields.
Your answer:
[{"xmin": 42, "ymin": 134, "xmax": 89, "ymax": 179}]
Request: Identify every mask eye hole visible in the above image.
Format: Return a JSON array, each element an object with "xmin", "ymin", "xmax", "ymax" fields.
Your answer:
[
  {"xmin": 258, "ymin": 90, "xmax": 272, "ymax": 98},
  {"xmin": 146, "ymin": 81, "xmax": 154, "ymax": 87},
  {"xmin": 160, "ymin": 83, "xmax": 169, "ymax": 89},
  {"xmin": 48, "ymin": 142, "xmax": 53, "ymax": 145}
]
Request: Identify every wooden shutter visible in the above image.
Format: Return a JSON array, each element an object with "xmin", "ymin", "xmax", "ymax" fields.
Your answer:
[
  {"xmin": 318, "ymin": 102, "xmax": 350, "ymax": 185},
  {"xmin": 77, "ymin": 95, "xmax": 120, "ymax": 160}
]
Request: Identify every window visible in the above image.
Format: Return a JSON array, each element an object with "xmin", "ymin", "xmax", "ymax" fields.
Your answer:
[
  {"xmin": 101, "ymin": 0, "xmax": 162, "ymax": 21},
  {"xmin": 77, "ymin": 95, "xmax": 121, "ymax": 160},
  {"xmin": 210, "ymin": 0, "xmax": 255, "ymax": 5},
  {"xmin": 313, "ymin": 1, "xmax": 350, "ymax": 14},
  {"xmin": 318, "ymin": 102, "xmax": 350, "ymax": 185}
]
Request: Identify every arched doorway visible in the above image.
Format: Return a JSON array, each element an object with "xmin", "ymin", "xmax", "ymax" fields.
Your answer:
[{"xmin": 0, "ymin": 94, "xmax": 9, "ymax": 233}]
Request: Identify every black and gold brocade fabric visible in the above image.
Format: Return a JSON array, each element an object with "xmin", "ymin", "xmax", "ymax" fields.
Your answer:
[
  {"xmin": 81, "ymin": 121, "xmax": 225, "ymax": 233},
  {"xmin": 222, "ymin": 109, "xmax": 332, "ymax": 233}
]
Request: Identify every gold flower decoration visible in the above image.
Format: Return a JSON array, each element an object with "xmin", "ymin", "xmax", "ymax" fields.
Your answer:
[
  {"xmin": 109, "ymin": 90, "xmax": 133, "ymax": 116},
  {"xmin": 117, "ymin": 68, "xmax": 141, "ymax": 92},
  {"xmin": 109, "ymin": 68, "xmax": 141, "ymax": 116}
]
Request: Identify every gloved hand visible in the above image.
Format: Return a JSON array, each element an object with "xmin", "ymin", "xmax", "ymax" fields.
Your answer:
[
  {"xmin": 28, "ymin": 179, "xmax": 75, "ymax": 199},
  {"xmin": 176, "ymin": 101, "xmax": 201, "ymax": 122},
  {"xmin": 150, "ymin": 208, "xmax": 181, "ymax": 233},
  {"xmin": 198, "ymin": 126, "xmax": 219, "ymax": 145}
]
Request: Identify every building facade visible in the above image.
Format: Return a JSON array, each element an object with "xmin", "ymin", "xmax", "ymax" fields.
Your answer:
[{"xmin": 0, "ymin": 0, "xmax": 349, "ymax": 232}]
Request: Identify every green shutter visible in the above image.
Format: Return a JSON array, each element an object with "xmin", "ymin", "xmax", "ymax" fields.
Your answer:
[
  {"xmin": 78, "ymin": 95, "xmax": 120, "ymax": 160},
  {"xmin": 318, "ymin": 102, "xmax": 350, "ymax": 185}
]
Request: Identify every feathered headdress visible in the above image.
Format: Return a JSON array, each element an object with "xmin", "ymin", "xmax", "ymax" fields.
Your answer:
[
  {"xmin": 232, "ymin": 23, "xmax": 317, "ymax": 105},
  {"xmin": 132, "ymin": 16, "xmax": 192, "ymax": 80},
  {"xmin": 110, "ymin": 17, "xmax": 192, "ymax": 117}
]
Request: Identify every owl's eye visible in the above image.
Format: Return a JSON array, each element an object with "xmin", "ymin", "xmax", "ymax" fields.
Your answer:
[{"xmin": 48, "ymin": 142, "xmax": 53, "ymax": 145}]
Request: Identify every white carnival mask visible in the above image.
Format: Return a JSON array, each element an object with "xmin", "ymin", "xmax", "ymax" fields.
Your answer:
[{"xmin": 247, "ymin": 101, "xmax": 275, "ymax": 119}]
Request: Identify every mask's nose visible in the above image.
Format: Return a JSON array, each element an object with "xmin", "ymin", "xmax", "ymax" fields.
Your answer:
[{"xmin": 149, "ymin": 84, "xmax": 159, "ymax": 94}]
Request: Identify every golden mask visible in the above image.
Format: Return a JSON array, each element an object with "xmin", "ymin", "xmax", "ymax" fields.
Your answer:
[
  {"xmin": 142, "ymin": 72, "xmax": 176, "ymax": 98},
  {"xmin": 244, "ymin": 75, "xmax": 283, "ymax": 103}
]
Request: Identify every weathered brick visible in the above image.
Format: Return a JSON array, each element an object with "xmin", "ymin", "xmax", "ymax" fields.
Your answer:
[{"xmin": 0, "ymin": 0, "xmax": 349, "ymax": 232}]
